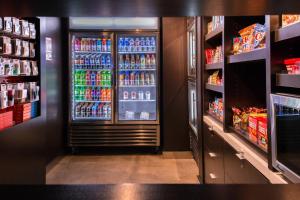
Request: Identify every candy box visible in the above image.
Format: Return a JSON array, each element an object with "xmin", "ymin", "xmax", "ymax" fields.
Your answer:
[
  {"xmin": 258, "ymin": 118, "xmax": 268, "ymax": 151},
  {"xmin": 253, "ymin": 24, "xmax": 266, "ymax": 49},
  {"xmin": 248, "ymin": 115, "xmax": 259, "ymax": 143},
  {"xmin": 233, "ymin": 37, "xmax": 242, "ymax": 54},
  {"xmin": 239, "ymin": 24, "xmax": 256, "ymax": 52},
  {"xmin": 282, "ymin": 15, "xmax": 300, "ymax": 27}
]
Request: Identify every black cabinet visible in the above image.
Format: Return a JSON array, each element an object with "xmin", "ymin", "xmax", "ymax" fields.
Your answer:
[
  {"xmin": 203, "ymin": 122, "xmax": 269, "ymax": 184},
  {"xmin": 203, "ymin": 123, "xmax": 225, "ymax": 184}
]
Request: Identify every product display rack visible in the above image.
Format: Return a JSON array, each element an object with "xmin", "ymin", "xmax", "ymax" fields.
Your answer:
[
  {"xmin": 200, "ymin": 15, "xmax": 300, "ymax": 178},
  {"xmin": 0, "ymin": 17, "xmax": 41, "ymax": 130},
  {"xmin": 202, "ymin": 16, "xmax": 225, "ymax": 129}
]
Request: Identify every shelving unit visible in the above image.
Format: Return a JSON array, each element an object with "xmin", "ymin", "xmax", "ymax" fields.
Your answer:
[
  {"xmin": 0, "ymin": 17, "xmax": 40, "ymax": 129},
  {"xmin": 202, "ymin": 16, "xmax": 225, "ymax": 129},
  {"xmin": 199, "ymin": 15, "xmax": 300, "ymax": 184}
]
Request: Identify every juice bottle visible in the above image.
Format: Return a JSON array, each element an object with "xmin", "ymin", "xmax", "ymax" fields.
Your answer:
[
  {"xmin": 140, "ymin": 72, "xmax": 145, "ymax": 85},
  {"xmin": 119, "ymin": 55, "xmax": 124, "ymax": 69},
  {"xmin": 85, "ymin": 87, "xmax": 90, "ymax": 100},
  {"xmin": 80, "ymin": 55, "xmax": 84, "ymax": 69},
  {"xmin": 102, "ymin": 38, "xmax": 107, "ymax": 52},
  {"xmin": 146, "ymin": 54, "xmax": 151, "ymax": 68},
  {"xmin": 130, "ymin": 54, "xmax": 135, "ymax": 69},
  {"xmin": 125, "ymin": 72, "xmax": 129, "ymax": 85},
  {"xmin": 119, "ymin": 72, "xmax": 124, "ymax": 86},
  {"xmin": 150, "ymin": 54, "xmax": 156, "ymax": 67},
  {"xmin": 124, "ymin": 54, "xmax": 130, "ymax": 69},
  {"xmin": 135, "ymin": 54, "xmax": 141, "ymax": 69},
  {"xmin": 135, "ymin": 72, "xmax": 140, "ymax": 85},
  {"xmin": 107, "ymin": 104, "xmax": 111, "ymax": 118},
  {"xmin": 130, "ymin": 72, "xmax": 135, "ymax": 85},
  {"xmin": 103, "ymin": 104, "xmax": 108, "ymax": 118},
  {"xmin": 140, "ymin": 54, "xmax": 146, "ymax": 69}
]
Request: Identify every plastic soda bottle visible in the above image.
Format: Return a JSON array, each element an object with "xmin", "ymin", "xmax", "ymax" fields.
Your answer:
[
  {"xmin": 107, "ymin": 71, "xmax": 111, "ymax": 86},
  {"xmin": 101, "ymin": 55, "xmax": 106, "ymax": 69},
  {"xmin": 129, "ymin": 38, "xmax": 134, "ymax": 52},
  {"xmin": 91, "ymin": 71, "xmax": 96, "ymax": 85},
  {"xmin": 135, "ymin": 54, "xmax": 141, "ymax": 68},
  {"xmin": 86, "ymin": 70, "xmax": 90, "ymax": 85},
  {"xmin": 145, "ymin": 37, "xmax": 151, "ymax": 51},
  {"xmin": 106, "ymin": 55, "xmax": 111, "ymax": 69},
  {"xmin": 119, "ymin": 55, "xmax": 124, "ymax": 69},
  {"xmin": 96, "ymin": 71, "xmax": 101, "ymax": 85},
  {"xmin": 130, "ymin": 54, "xmax": 135, "ymax": 69},
  {"xmin": 118, "ymin": 37, "xmax": 124, "ymax": 52},
  {"xmin": 102, "ymin": 38, "xmax": 107, "ymax": 52},
  {"xmin": 135, "ymin": 38, "xmax": 140, "ymax": 52},
  {"xmin": 74, "ymin": 86, "xmax": 79, "ymax": 100},
  {"xmin": 101, "ymin": 71, "xmax": 106, "ymax": 86},
  {"xmin": 140, "ymin": 37, "xmax": 145, "ymax": 51},
  {"xmin": 150, "ymin": 37, "xmax": 156, "ymax": 51},
  {"xmin": 107, "ymin": 104, "xmax": 111, "ymax": 118},
  {"xmin": 96, "ymin": 38, "xmax": 102, "ymax": 51},
  {"xmin": 107, "ymin": 39, "xmax": 111, "ymax": 52},
  {"xmin": 124, "ymin": 38, "xmax": 129, "ymax": 51}
]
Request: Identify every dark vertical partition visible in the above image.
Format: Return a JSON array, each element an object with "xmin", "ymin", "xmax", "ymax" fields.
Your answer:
[
  {"xmin": 162, "ymin": 18, "xmax": 189, "ymax": 151},
  {"xmin": 39, "ymin": 17, "xmax": 66, "ymax": 165}
]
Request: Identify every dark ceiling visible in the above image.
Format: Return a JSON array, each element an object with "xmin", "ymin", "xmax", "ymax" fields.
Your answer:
[{"xmin": 1, "ymin": 0, "xmax": 300, "ymax": 16}]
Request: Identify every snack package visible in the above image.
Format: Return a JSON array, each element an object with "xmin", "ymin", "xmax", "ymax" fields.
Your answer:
[
  {"xmin": 12, "ymin": 39, "xmax": 22, "ymax": 56},
  {"xmin": 12, "ymin": 59, "xmax": 20, "ymax": 75},
  {"xmin": 20, "ymin": 60, "xmax": 31, "ymax": 75},
  {"xmin": 258, "ymin": 117, "xmax": 268, "ymax": 150},
  {"xmin": 21, "ymin": 40, "xmax": 29, "ymax": 57},
  {"xmin": 208, "ymin": 70, "xmax": 220, "ymax": 85},
  {"xmin": 248, "ymin": 115, "xmax": 259, "ymax": 143},
  {"xmin": 205, "ymin": 49, "xmax": 213, "ymax": 64},
  {"xmin": 4, "ymin": 58, "xmax": 13, "ymax": 75},
  {"xmin": 6, "ymin": 84, "xmax": 15, "ymax": 107},
  {"xmin": 238, "ymin": 23, "xmax": 266, "ymax": 52},
  {"xmin": 282, "ymin": 15, "xmax": 300, "ymax": 27},
  {"xmin": 253, "ymin": 24, "xmax": 266, "ymax": 49},
  {"xmin": 29, "ymin": 23, "xmax": 36, "ymax": 39},
  {"xmin": 29, "ymin": 43, "xmax": 35, "ymax": 58},
  {"xmin": 12, "ymin": 17, "xmax": 21, "ymax": 35},
  {"xmin": 21, "ymin": 20, "xmax": 30, "ymax": 37},
  {"xmin": 0, "ymin": 57, "xmax": 5, "ymax": 75},
  {"xmin": 232, "ymin": 37, "xmax": 242, "ymax": 54},
  {"xmin": 0, "ymin": 36, "xmax": 12, "ymax": 55},
  {"xmin": 3, "ymin": 17, "xmax": 12, "ymax": 32},
  {"xmin": 30, "ymin": 61, "xmax": 38, "ymax": 75}
]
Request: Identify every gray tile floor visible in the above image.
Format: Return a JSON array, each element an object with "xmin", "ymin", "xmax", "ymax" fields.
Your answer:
[{"xmin": 46, "ymin": 152, "xmax": 199, "ymax": 184}]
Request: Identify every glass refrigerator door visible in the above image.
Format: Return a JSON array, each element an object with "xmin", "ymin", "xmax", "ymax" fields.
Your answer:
[
  {"xmin": 71, "ymin": 33, "xmax": 113, "ymax": 121},
  {"xmin": 188, "ymin": 81, "xmax": 197, "ymax": 135},
  {"xmin": 188, "ymin": 21, "xmax": 196, "ymax": 77},
  {"xmin": 117, "ymin": 34, "xmax": 158, "ymax": 121}
]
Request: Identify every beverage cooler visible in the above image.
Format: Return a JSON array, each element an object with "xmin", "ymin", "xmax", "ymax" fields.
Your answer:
[{"xmin": 68, "ymin": 18, "xmax": 160, "ymax": 150}]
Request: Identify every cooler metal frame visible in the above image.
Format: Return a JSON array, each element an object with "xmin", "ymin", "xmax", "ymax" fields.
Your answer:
[{"xmin": 68, "ymin": 29, "xmax": 161, "ymax": 148}]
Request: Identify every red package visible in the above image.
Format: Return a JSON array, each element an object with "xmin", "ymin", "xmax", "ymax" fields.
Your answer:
[
  {"xmin": 205, "ymin": 49, "xmax": 213, "ymax": 64},
  {"xmin": 258, "ymin": 118, "xmax": 268, "ymax": 150},
  {"xmin": 248, "ymin": 115, "xmax": 258, "ymax": 143}
]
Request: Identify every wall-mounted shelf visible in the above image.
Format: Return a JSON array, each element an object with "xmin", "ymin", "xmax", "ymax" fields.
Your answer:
[
  {"xmin": 205, "ymin": 62, "xmax": 223, "ymax": 70},
  {"xmin": 227, "ymin": 48, "xmax": 266, "ymax": 64},
  {"xmin": 205, "ymin": 26, "xmax": 223, "ymax": 42},
  {"xmin": 275, "ymin": 22, "xmax": 300, "ymax": 42},
  {"xmin": 276, "ymin": 74, "xmax": 300, "ymax": 89},
  {"xmin": 205, "ymin": 83, "xmax": 224, "ymax": 93}
]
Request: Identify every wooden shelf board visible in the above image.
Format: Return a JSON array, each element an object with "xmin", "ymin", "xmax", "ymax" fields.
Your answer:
[
  {"xmin": 275, "ymin": 22, "xmax": 300, "ymax": 42},
  {"xmin": 276, "ymin": 74, "xmax": 300, "ymax": 89},
  {"xmin": 205, "ymin": 83, "xmax": 224, "ymax": 93},
  {"xmin": 227, "ymin": 48, "xmax": 266, "ymax": 64},
  {"xmin": 205, "ymin": 62, "xmax": 223, "ymax": 70},
  {"xmin": 205, "ymin": 26, "xmax": 223, "ymax": 41}
]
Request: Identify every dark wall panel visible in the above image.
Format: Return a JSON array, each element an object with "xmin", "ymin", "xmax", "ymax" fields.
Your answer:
[
  {"xmin": 39, "ymin": 17, "xmax": 65, "ymax": 164},
  {"xmin": 162, "ymin": 17, "xmax": 189, "ymax": 151}
]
